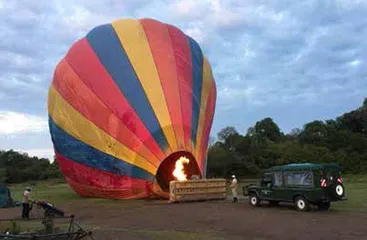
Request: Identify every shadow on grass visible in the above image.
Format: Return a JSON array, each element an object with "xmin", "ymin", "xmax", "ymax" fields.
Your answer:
[
  {"xmin": 92, "ymin": 227, "xmax": 228, "ymax": 240},
  {"xmin": 248, "ymin": 200, "xmax": 353, "ymax": 215}
]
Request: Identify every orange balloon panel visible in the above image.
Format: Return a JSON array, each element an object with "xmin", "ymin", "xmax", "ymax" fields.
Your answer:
[{"xmin": 48, "ymin": 18, "xmax": 216, "ymax": 199}]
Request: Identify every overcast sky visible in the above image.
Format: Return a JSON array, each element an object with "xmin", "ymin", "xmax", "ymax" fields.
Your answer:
[{"xmin": 0, "ymin": 0, "xmax": 366, "ymax": 160}]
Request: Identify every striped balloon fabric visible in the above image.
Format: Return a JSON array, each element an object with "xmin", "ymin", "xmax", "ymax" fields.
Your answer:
[{"xmin": 48, "ymin": 18, "xmax": 216, "ymax": 199}]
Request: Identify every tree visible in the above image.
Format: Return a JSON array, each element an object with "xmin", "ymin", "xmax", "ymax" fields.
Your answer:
[
  {"xmin": 217, "ymin": 126, "xmax": 238, "ymax": 142},
  {"xmin": 336, "ymin": 98, "xmax": 367, "ymax": 134},
  {"xmin": 287, "ymin": 128, "xmax": 302, "ymax": 141},
  {"xmin": 207, "ymin": 96, "xmax": 367, "ymax": 177},
  {"xmin": 289, "ymin": 128, "xmax": 301, "ymax": 136},
  {"xmin": 0, "ymin": 168, "xmax": 7, "ymax": 183},
  {"xmin": 300, "ymin": 120, "xmax": 327, "ymax": 144},
  {"xmin": 246, "ymin": 127, "xmax": 256, "ymax": 137},
  {"xmin": 254, "ymin": 117, "xmax": 282, "ymax": 142},
  {"xmin": 208, "ymin": 136, "xmax": 216, "ymax": 147},
  {"xmin": 216, "ymin": 126, "xmax": 241, "ymax": 152},
  {"xmin": 206, "ymin": 145, "xmax": 232, "ymax": 178},
  {"xmin": 0, "ymin": 149, "xmax": 63, "ymax": 183}
]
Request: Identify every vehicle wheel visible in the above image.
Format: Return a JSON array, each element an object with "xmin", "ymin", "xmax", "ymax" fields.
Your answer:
[
  {"xmin": 334, "ymin": 183, "xmax": 345, "ymax": 198},
  {"xmin": 294, "ymin": 196, "xmax": 309, "ymax": 211},
  {"xmin": 249, "ymin": 193, "xmax": 260, "ymax": 207},
  {"xmin": 317, "ymin": 202, "xmax": 330, "ymax": 211}
]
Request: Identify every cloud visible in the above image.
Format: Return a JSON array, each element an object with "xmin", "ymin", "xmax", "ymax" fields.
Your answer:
[
  {"xmin": 171, "ymin": 0, "xmax": 197, "ymax": 15},
  {"xmin": 348, "ymin": 59, "xmax": 362, "ymax": 67},
  {"xmin": 15, "ymin": 148, "xmax": 55, "ymax": 161},
  {"xmin": 0, "ymin": 0, "xmax": 366, "ymax": 150},
  {"xmin": 0, "ymin": 111, "xmax": 47, "ymax": 135},
  {"xmin": 336, "ymin": 0, "xmax": 367, "ymax": 9},
  {"xmin": 185, "ymin": 23, "xmax": 206, "ymax": 43}
]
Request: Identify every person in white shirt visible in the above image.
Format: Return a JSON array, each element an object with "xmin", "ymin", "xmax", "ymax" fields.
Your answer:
[
  {"xmin": 230, "ymin": 175, "xmax": 238, "ymax": 202},
  {"xmin": 22, "ymin": 187, "xmax": 32, "ymax": 219}
]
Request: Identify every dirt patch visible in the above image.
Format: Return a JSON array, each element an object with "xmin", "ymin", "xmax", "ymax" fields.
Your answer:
[{"xmin": 1, "ymin": 199, "xmax": 367, "ymax": 239}]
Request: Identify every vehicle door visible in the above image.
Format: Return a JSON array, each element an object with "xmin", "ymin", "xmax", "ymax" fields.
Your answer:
[
  {"xmin": 268, "ymin": 171, "xmax": 286, "ymax": 201},
  {"xmin": 259, "ymin": 172, "xmax": 285, "ymax": 201},
  {"xmin": 259, "ymin": 173, "xmax": 274, "ymax": 200}
]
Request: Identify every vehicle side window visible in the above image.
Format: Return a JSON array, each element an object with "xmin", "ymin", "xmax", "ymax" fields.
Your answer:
[
  {"xmin": 284, "ymin": 171, "xmax": 313, "ymax": 187},
  {"xmin": 273, "ymin": 171, "xmax": 283, "ymax": 188}
]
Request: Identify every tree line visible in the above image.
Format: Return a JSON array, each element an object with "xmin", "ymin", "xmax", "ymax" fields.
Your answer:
[
  {"xmin": 0, "ymin": 150, "xmax": 63, "ymax": 184},
  {"xmin": 206, "ymin": 98, "xmax": 367, "ymax": 178}
]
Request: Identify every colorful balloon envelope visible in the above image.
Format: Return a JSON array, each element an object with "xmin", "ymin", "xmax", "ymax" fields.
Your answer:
[{"xmin": 48, "ymin": 18, "xmax": 217, "ymax": 199}]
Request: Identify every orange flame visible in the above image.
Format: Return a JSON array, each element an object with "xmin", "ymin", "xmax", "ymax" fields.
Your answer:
[{"xmin": 173, "ymin": 156, "xmax": 190, "ymax": 181}]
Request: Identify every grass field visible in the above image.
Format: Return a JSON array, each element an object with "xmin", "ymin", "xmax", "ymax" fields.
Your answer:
[
  {"xmin": 6, "ymin": 174, "xmax": 367, "ymax": 211},
  {"xmin": 1, "ymin": 175, "xmax": 367, "ymax": 239}
]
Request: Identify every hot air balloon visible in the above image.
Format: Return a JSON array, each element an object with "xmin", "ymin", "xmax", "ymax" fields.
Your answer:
[{"xmin": 48, "ymin": 18, "xmax": 216, "ymax": 199}]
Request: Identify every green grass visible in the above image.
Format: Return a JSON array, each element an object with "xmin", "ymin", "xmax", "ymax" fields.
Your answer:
[
  {"xmin": 8, "ymin": 179, "xmax": 81, "ymax": 204},
  {"xmin": 7, "ymin": 175, "xmax": 367, "ymax": 211},
  {"xmin": 7, "ymin": 179, "xmax": 155, "ymax": 210},
  {"xmin": 331, "ymin": 175, "xmax": 367, "ymax": 211}
]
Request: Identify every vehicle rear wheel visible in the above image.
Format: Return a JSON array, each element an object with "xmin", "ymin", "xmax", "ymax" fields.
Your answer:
[
  {"xmin": 294, "ymin": 196, "xmax": 309, "ymax": 211},
  {"xmin": 317, "ymin": 202, "xmax": 330, "ymax": 211},
  {"xmin": 334, "ymin": 183, "xmax": 345, "ymax": 198},
  {"xmin": 249, "ymin": 193, "xmax": 260, "ymax": 207}
]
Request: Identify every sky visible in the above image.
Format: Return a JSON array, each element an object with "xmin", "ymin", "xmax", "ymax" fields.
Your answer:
[{"xmin": 0, "ymin": 0, "xmax": 366, "ymax": 160}]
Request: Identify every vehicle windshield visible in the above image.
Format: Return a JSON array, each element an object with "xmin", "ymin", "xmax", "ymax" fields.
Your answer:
[{"xmin": 260, "ymin": 173, "xmax": 273, "ymax": 187}]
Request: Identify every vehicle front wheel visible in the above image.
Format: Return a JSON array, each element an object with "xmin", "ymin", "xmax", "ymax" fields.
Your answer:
[
  {"xmin": 294, "ymin": 196, "xmax": 310, "ymax": 211},
  {"xmin": 249, "ymin": 193, "xmax": 261, "ymax": 207},
  {"xmin": 317, "ymin": 202, "xmax": 330, "ymax": 211}
]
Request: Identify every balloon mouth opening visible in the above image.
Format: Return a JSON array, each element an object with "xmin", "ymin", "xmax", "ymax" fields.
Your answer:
[{"xmin": 155, "ymin": 151, "xmax": 201, "ymax": 192}]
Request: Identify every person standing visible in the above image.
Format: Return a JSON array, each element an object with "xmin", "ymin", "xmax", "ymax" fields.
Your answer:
[
  {"xmin": 230, "ymin": 175, "xmax": 238, "ymax": 202},
  {"xmin": 22, "ymin": 187, "xmax": 32, "ymax": 219}
]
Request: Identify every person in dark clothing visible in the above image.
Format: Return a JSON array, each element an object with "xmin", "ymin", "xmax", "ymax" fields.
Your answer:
[{"xmin": 22, "ymin": 187, "xmax": 32, "ymax": 219}]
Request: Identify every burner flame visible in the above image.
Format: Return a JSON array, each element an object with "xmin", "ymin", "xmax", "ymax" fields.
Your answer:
[{"xmin": 173, "ymin": 156, "xmax": 190, "ymax": 181}]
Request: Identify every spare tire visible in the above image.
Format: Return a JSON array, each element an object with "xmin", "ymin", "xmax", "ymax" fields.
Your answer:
[{"xmin": 333, "ymin": 183, "xmax": 345, "ymax": 199}]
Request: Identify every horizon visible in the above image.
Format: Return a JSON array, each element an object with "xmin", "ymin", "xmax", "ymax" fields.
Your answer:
[{"xmin": 2, "ymin": 96, "xmax": 364, "ymax": 162}]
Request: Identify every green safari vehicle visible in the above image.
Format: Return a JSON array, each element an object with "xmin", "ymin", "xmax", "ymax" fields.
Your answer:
[{"xmin": 243, "ymin": 163, "xmax": 347, "ymax": 211}]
